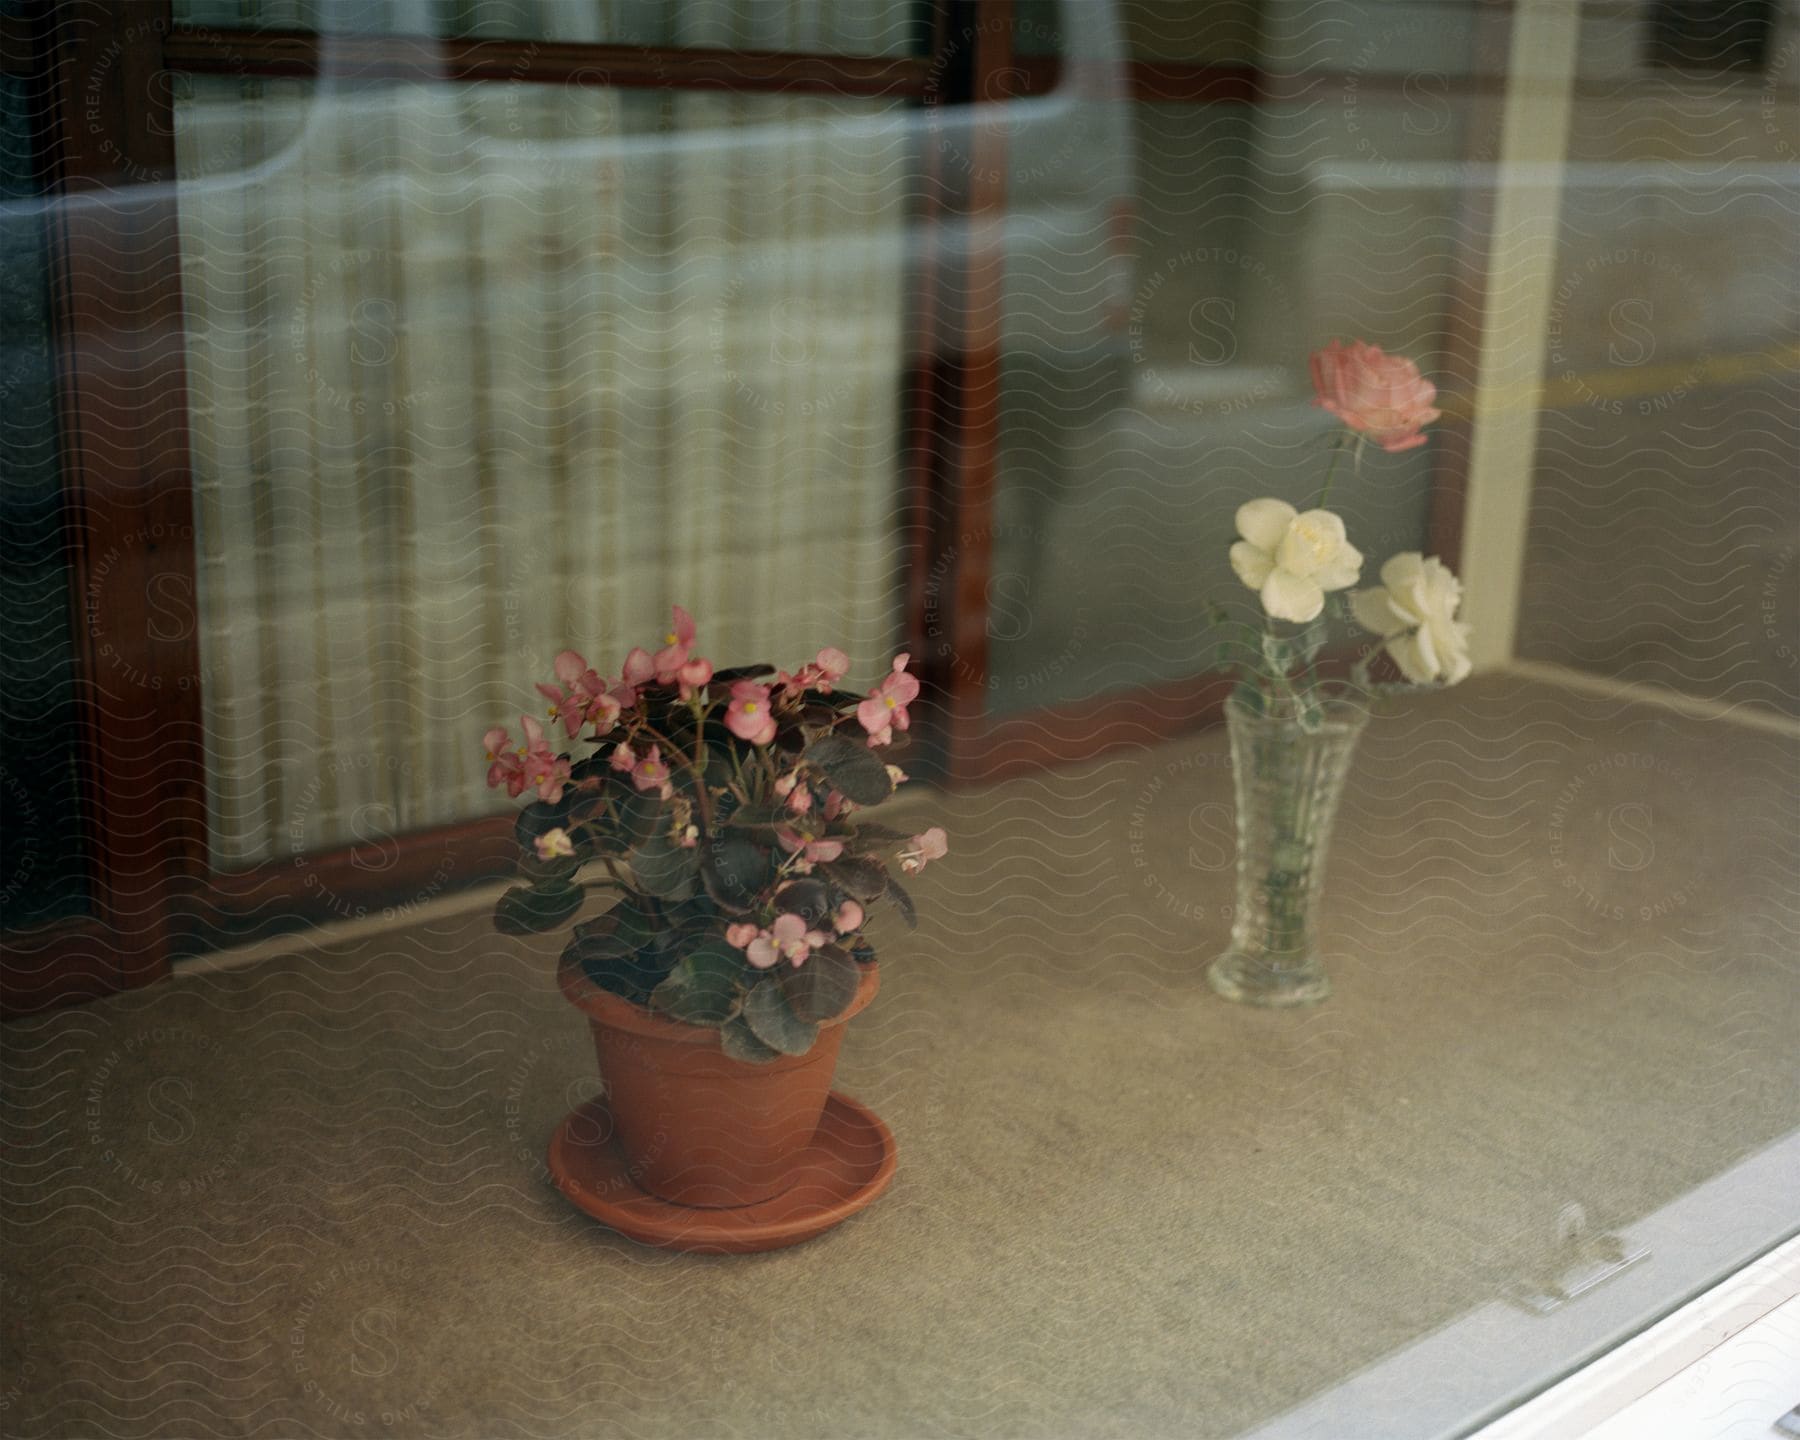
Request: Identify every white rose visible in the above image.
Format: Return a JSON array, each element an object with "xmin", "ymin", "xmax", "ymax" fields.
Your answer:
[
  {"xmin": 1229, "ymin": 499, "xmax": 1363, "ymax": 624},
  {"xmin": 1351, "ymin": 552, "xmax": 1473, "ymax": 685}
]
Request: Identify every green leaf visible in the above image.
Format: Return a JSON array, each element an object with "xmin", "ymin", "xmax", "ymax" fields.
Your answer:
[
  {"xmin": 514, "ymin": 799, "xmax": 572, "ymax": 848},
  {"xmin": 1293, "ymin": 620, "xmax": 1327, "ymax": 668},
  {"xmin": 803, "ymin": 733, "xmax": 894, "ymax": 806},
  {"xmin": 720, "ymin": 1015, "xmax": 782, "ymax": 1064},
  {"xmin": 599, "ymin": 897, "xmax": 656, "ymax": 952},
  {"xmin": 1260, "ymin": 632, "xmax": 1293, "ymax": 672},
  {"xmin": 779, "ymin": 943, "xmax": 861, "ymax": 1024},
  {"xmin": 741, "ymin": 978, "xmax": 819, "ymax": 1056},
  {"xmin": 649, "ymin": 938, "xmax": 744, "ymax": 1026},
  {"xmin": 613, "ymin": 788, "xmax": 666, "ymax": 848},
  {"xmin": 517, "ymin": 847, "xmax": 582, "ymax": 885},
  {"xmin": 885, "ymin": 874, "xmax": 917, "ymax": 930},
  {"xmin": 493, "ymin": 879, "xmax": 583, "ymax": 935},
  {"xmin": 663, "ymin": 892, "xmax": 721, "ymax": 932},
  {"xmin": 700, "ymin": 831, "xmax": 779, "ymax": 913},
  {"xmin": 1232, "ymin": 679, "xmax": 1267, "ymax": 715},
  {"xmin": 844, "ymin": 821, "xmax": 909, "ymax": 844},
  {"xmin": 710, "ymin": 663, "xmax": 776, "ymax": 685},
  {"xmin": 630, "ymin": 832, "xmax": 699, "ymax": 900},
  {"xmin": 772, "ymin": 877, "xmax": 831, "ymax": 925},
  {"xmin": 822, "ymin": 855, "xmax": 888, "ymax": 902},
  {"xmin": 722, "ymin": 802, "xmax": 787, "ymax": 835},
  {"xmin": 566, "ymin": 929, "xmax": 669, "ymax": 1005}
]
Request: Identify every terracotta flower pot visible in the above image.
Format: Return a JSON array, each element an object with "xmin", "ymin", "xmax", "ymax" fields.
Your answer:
[{"xmin": 558, "ymin": 956, "xmax": 880, "ymax": 1208}]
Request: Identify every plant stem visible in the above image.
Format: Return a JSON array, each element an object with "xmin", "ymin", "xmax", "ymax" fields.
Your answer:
[
  {"xmin": 1313, "ymin": 431, "xmax": 1351, "ymax": 510},
  {"xmin": 600, "ymin": 854, "xmax": 639, "ymax": 898},
  {"xmin": 636, "ymin": 716, "xmax": 715, "ymax": 831}
]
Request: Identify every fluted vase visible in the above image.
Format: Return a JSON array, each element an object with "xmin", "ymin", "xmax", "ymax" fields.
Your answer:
[{"xmin": 1208, "ymin": 694, "xmax": 1368, "ymax": 1007}]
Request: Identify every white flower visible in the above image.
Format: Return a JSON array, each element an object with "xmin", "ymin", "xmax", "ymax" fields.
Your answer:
[
  {"xmin": 1351, "ymin": 552, "xmax": 1473, "ymax": 686},
  {"xmin": 1229, "ymin": 499, "xmax": 1364, "ymax": 623},
  {"xmin": 534, "ymin": 827, "xmax": 575, "ymax": 862}
]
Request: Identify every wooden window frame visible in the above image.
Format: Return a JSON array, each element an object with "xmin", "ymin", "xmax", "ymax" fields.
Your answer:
[
  {"xmin": 2, "ymin": 0, "xmax": 1499, "ymax": 1012},
  {"xmin": 2, "ymin": 0, "xmax": 207, "ymax": 1012}
]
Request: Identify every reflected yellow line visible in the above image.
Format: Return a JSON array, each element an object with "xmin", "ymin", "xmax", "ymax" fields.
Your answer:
[{"xmin": 1438, "ymin": 343, "xmax": 1800, "ymax": 420}]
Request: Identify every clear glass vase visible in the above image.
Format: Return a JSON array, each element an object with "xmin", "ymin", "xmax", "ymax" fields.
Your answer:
[{"xmin": 1208, "ymin": 693, "xmax": 1368, "ymax": 1008}]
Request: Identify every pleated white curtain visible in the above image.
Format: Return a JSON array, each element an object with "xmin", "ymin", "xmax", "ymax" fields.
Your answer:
[{"xmin": 172, "ymin": 20, "xmax": 910, "ymax": 868}]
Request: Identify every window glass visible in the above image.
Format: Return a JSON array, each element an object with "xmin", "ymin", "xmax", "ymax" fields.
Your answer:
[
  {"xmin": 174, "ymin": 74, "xmax": 911, "ymax": 865},
  {"xmin": 988, "ymin": 0, "xmax": 1502, "ymax": 712},
  {"xmin": 1515, "ymin": 8, "xmax": 1800, "ymax": 712},
  {"xmin": 171, "ymin": 0, "xmax": 930, "ymax": 57}
]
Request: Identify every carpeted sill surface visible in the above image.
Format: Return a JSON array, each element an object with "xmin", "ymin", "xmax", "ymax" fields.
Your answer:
[{"xmin": 2, "ymin": 674, "xmax": 1796, "ymax": 1438}]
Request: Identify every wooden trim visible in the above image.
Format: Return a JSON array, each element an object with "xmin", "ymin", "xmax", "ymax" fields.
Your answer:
[
  {"xmin": 158, "ymin": 30, "xmax": 1531, "ymax": 109},
  {"xmin": 949, "ymin": 651, "xmax": 1367, "ymax": 786},
  {"xmin": 1127, "ymin": 61, "xmax": 1263, "ymax": 104},
  {"xmin": 1426, "ymin": 1, "xmax": 1516, "ymax": 576},
  {"xmin": 957, "ymin": 672, "xmax": 1236, "ymax": 785},
  {"xmin": 905, "ymin": 0, "xmax": 1013, "ymax": 787},
  {"xmin": 163, "ymin": 26, "xmax": 935, "ymax": 98},
  {"xmin": 177, "ymin": 816, "xmax": 518, "ymax": 953},
  {"xmin": 897, "ymin": 20, "xmax": 952, "ymax": 774},
  {"xmin": 1, "ymin": 1, "xmax": 208, "ymax": 1015},
  {"xmin": 1, "ymin": 917, "xmax": 136, "ymax": 1017}
]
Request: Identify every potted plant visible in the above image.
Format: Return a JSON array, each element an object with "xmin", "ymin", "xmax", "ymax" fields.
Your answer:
[
  {"xmin": 1207, "ymin": 339, "xmax": 1474, "ymax": 1007},
  {"xmin": 480, "ymin": 610, "xmax": 948, "ymax": 1232}
]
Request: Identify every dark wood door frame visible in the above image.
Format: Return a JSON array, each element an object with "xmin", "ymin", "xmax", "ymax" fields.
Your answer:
[{"xmin": 2, "ymin": 0, "xmax": 207, "ymax": 1015}]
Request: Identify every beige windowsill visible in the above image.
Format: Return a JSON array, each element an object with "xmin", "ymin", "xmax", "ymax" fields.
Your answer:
[{"xmin": 3, "ymin": 671, "xmax": 1795, "ymax": 1437}]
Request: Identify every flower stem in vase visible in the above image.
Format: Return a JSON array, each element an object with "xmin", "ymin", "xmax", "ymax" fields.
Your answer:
[{"xmin": 1208, "ymin": 695, "xmax": 1368, "ymax": 1007}]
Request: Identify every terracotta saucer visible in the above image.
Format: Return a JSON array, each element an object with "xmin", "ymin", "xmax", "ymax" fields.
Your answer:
[{"xmin": 547, "ymin": 1093, "xmax": 897, "ymax": 1254}]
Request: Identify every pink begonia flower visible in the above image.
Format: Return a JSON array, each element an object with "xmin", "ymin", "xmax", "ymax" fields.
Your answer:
[
  {"xmin": 1310, "ymin": 339, "xmax": 1442, "ymax": 453},
  {"xmin": 519, "ymin": 716, "xmax": 572, "ymax": 804},
  {"xmin": 783, "ymin": 645, "xmax": 855, "ymax": 697},
  {"xmin": 858, "ymin": 653, "xmax": 920, "ymax": 747},
  {"xmin": 679, "ymin": 824, "xmax": 699, "ymax": 849},
  {"xmin": 898, "ymin": 826, "xmax": 949, "ymax": 875},
  {"xmin": 833, "ymin": 900, "xmax": 864, "ymax": 934},
  {"xmin": 535, "ymin": 649, "xmax": 621, "ymax": 738},
  {"xmin": 606, "ymin": 676, "xmax": 641, "ymax": 714},
  {"xmin": 726, "ymin": 922, "xmax": 760, "ymax": 950},
  {"xmin": 726, "ymin": 680, "xmax": 777, "ymax": 745},
  {"xmin": 652, "ymin": 605, "xmax": 697, "ymax": 684},
  {"xmin": 587, "ymin": 691, "xmax": 623, "ymax": 734},
  {"xmin": 676, "ymin": 656, "xmax": 713, "ymax": 700},
  {"xmin": 630, "ymin": 743, "xmax": 673, "ymax": 800},
  {"xmin": 619, "ymin": 646, "xmax": 657, "ymax": 703},
  {"xmin": 747, "ymin": 913, "xmax": 828, "ymax": 970},
  {"xmin": 886, "ymin": 765, "xmax": 907, "ymax": 786},
  {"xmin": 534, "ymin": 828, "xmax": 575, "ymax": 862},
  {"xmin": 775, "ymin": 771, "xmax": 813, "ymax": 814},
  {"xmin": 777, "ymin": 830, "xmax": 844, "ymax": 869},
  {"xmin": 823, "ymin": 791, "xmax": 849, "ymax": 822},
  {"xmin": 484, "ymin": 727, "xmax": 527, "ymax": 797},
  {"xmin": 610, "ymin": 741, "xmax": 637, "ymax": 774}
]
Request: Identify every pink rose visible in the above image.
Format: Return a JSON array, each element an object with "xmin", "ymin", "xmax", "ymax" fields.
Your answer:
[{"xmin": 1310, "ymin": 339, "xmax": 1441, "ymax": 453}]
